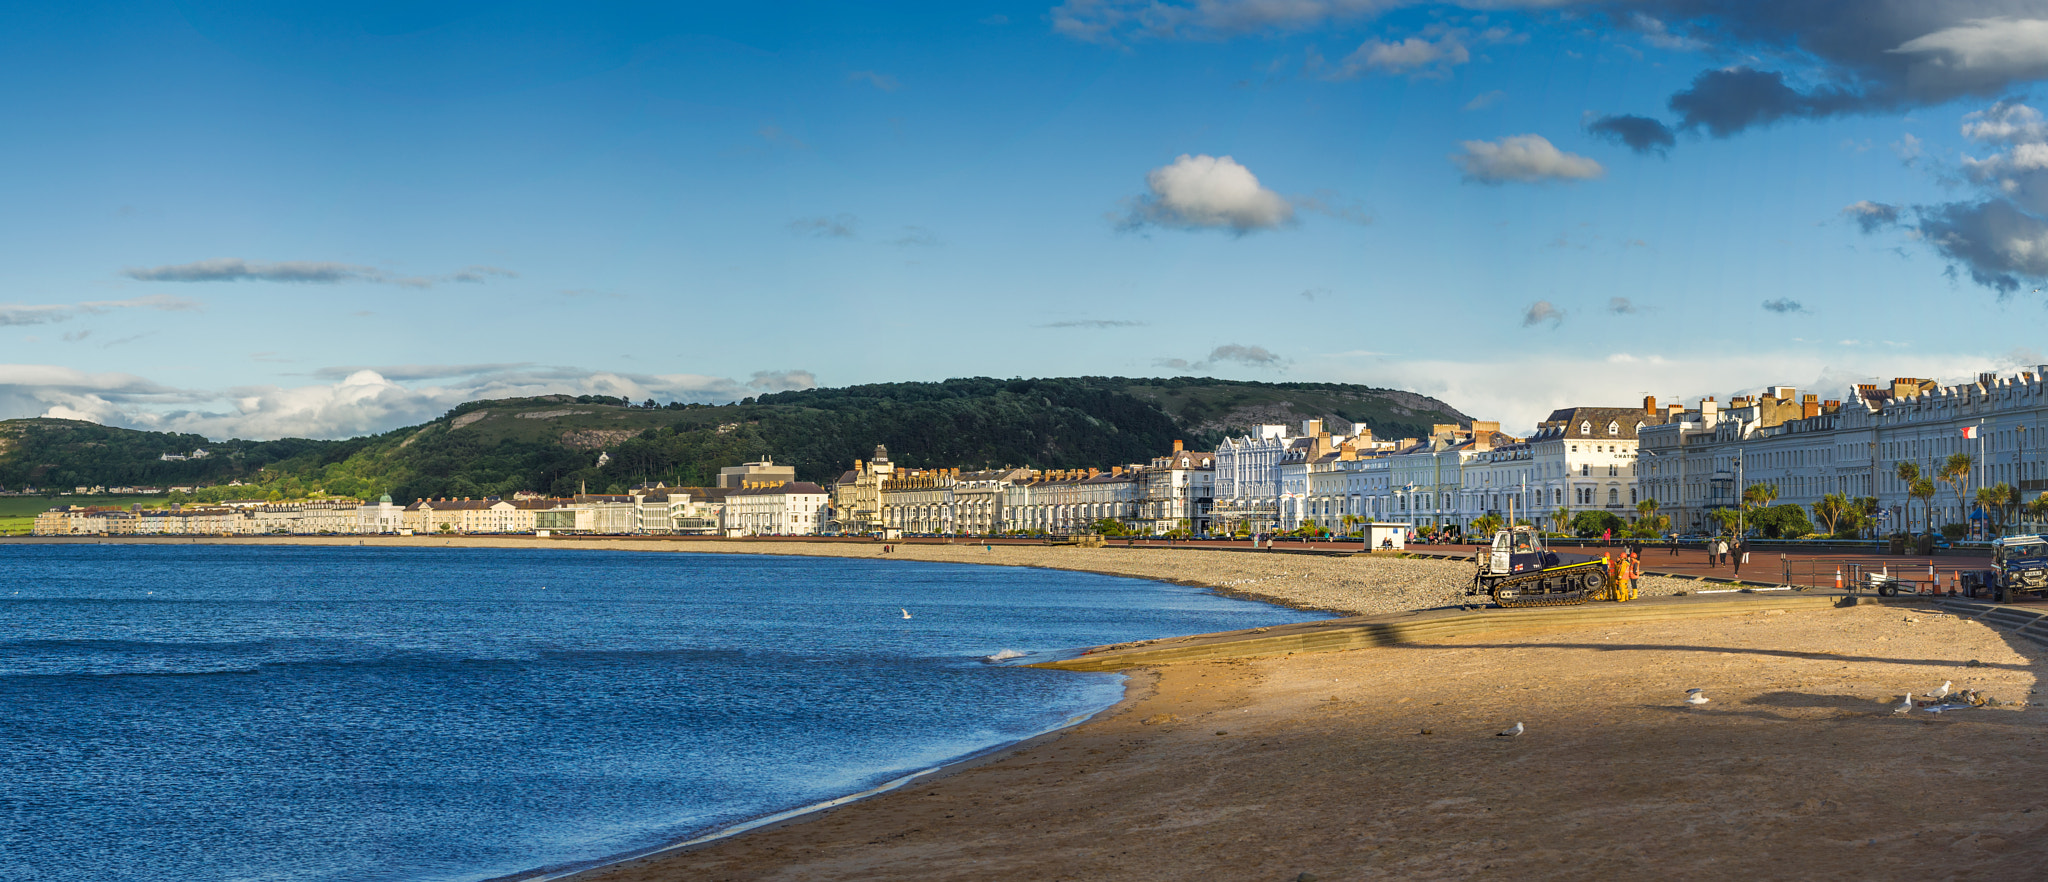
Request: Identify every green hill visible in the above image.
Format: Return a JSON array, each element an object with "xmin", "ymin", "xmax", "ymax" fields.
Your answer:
[{"xmin": 0, "ymin": 377, "xmax": 1471, "ymax": 503}]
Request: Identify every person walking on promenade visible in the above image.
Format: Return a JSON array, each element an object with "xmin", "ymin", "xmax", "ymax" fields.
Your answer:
[{"xmin": 1735, "ymin": 539, "xmax": 1750, "ymax": 576}]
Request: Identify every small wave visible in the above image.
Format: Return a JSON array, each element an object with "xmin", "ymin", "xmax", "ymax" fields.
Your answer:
[{"xmin": 982, "ymin": 649, "xmax": 1027, "ymax": 663}]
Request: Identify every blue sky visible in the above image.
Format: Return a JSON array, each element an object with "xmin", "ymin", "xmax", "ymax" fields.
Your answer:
[{"xmin": 8, "ymin": 1, "xmax": 2048, "ymax": 438}]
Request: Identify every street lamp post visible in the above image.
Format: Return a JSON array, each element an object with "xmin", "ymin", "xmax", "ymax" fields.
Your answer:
[{"xmin": 1734, "ymin": 446, "xmax": 1745, "ymax": 539}]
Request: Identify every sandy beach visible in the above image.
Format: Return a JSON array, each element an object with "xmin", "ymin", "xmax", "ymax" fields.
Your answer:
[
  {"xmin": 569, "ymin": 602, "xmax": 2047, "ymax": 881},
  {"xmin": 26, "ymin": 536, "xmax": 2048, "ymax": 879}
]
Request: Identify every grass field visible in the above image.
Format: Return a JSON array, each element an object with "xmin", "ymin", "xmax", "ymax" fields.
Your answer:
[{"xmin": 0, "ymin": 495, "xmax": 166, "ymax": 535}]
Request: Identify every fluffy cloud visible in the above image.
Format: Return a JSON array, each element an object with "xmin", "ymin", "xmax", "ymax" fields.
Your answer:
[
  {"xmin": 0, "ymin": 294, "xmax": 198, "ymax": 327},
  {"xmin": 310, "ymin": 363, "xmax": 534, "ymax": 382},
  {"xmin": 746, "ymin": 370, "xmax": 817, "ymax": 392},
  {"xmin": 1761, "ymin": 298, "xmax": 1807, "ymax": 314},
  {"xmin": 1962, "ymin": 100, "xmax": 2048, "ymax": 144},
  {"xmin": 0, "ymin": 364, "xmax": 821, "ymax": 440},
  {"xmin": 123, "ymin": 259, "xmax": 515, "ymax": 288},
  {"xmin": 1585, "ymin": 114, "xmax": 1676, "ymax": 155},
  {"xmin": 1915, "ymin": 199, "xmax": 2048, "ymax": 294},
  {"xmin": 1521, "ymin": 300, "xmax": 1564, "ymax": 327},
  {"xmin": 1121, "ymin": 154, "xmax": 1295, "ymax": 233},
  {"xmin": 1606, "ymin": 297, "xmax": 1637, "ymax": 315},
  {"xmin": 1156, "ymin": 343, "xmax": 1286, "ymax": 371},
  {"xmin": 1324, "ymin": 29, "xmax": 1470, "ymax": 79},
  {"xmin": 1842, "ymin": 201, "xmax": 1901, "ymax": 233},
  {"xmin": 1452, "ymin": 135, "xmax": 1603, "ymax": 184},
  {"xmin": 1852, "ymin": 101, "xmax": 2048, "ymax": 294},
  {"xmin": 1463, "ymin": 90, "xmax": 1505, "ymax": 111}
]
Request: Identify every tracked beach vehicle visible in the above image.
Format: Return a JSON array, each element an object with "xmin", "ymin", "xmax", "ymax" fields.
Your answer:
[{"xmin": 1465, "ymin": 526, "xmax": 1612, "ymax": 608}]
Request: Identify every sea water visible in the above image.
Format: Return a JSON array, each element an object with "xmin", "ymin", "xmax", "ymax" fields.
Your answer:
[{"xmin": 0, "ymin": 544, "xmax": 1322, "ymax": 882}]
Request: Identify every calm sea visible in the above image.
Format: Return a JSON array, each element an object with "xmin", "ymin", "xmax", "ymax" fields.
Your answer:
[{"xmin": 0, "ymin": 544, "xmax": 1321, "ymax": 882}]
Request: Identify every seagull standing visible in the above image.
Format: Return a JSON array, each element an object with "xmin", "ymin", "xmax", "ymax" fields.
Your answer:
[
  {"xmin": 901, "ymin": 608, "xmax": 912, "ymax": 620},
  {"xmin": 1497, "ymin": 722, "xmax": 1523, "ymax": 737},
  {"xmin": 1894, "ymin": 694, "xmax": 1914, "ymax": 715},
  {"xmin": 1685, "ymin": 688, "xmax": 1710, "ymax": 706},
  {"xmin": 1930, "ymin": 680, "xmax": 1952, "ymax": 700}
]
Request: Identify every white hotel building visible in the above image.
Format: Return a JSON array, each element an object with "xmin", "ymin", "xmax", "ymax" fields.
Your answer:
[{"xmin": 1637, "ymin": 372, "xmax": 2048, "ymax": 536}]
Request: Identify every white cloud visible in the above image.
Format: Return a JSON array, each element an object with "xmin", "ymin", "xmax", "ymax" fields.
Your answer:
[
  {"xmin": 1334, "ymin": 31, "xmax": 1471, "ymax": 78},
  {"xmin": 1892, "ymin": 18, "xmax": 2048, "ymax": 93},
  {"xmin": 0, "ymin": 364, "xmax": 820, "ymax": 440},
  {"xmin": 1451, "ymin": 134, "xmax": 1603, "ymax": 184},
  {"xmin": 1463, "ymin": 90, "xmax": 1506, "ymax": 111},
  {"xmin": 1522, "ymin": 300, "xmax": 1565, "ymax": 327},
  {"xmin": 1120, "ymin": 154, "xmax": 1296, "ymax": 233},
  {"xmin": 0, "ymin": 294, "xmax": 199, "ymax": 327},
  {"xmin": 1962, "ymin": 101, "xmax": 2048, "ymax": 144},
  {"xmin": 1630, "ymin": 13, "xmax": 1703, "ymax": 51}
]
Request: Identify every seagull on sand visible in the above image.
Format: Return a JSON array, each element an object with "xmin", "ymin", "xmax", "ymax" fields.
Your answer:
[
  {"xmin": 1685, "ymin": 689, "xmax": 1710, "ymax": 706},
  {"xmin": 1894, "ymin": 694, "xmax": 1914, "ymax": 715},
  {"xmin": 901, "ymin": 608, "xmax": 912, "ymax": 620},
  {"xmin": 1497, "ymin": 722, "xmax": 1523, "ymax": 737},
  {"xmin": 1929, "ymin": 680, "xmax": 1952, "ymax": 700}
]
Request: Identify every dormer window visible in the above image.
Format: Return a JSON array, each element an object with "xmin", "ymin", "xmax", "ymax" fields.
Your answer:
[
  {"xmin": 1607, "ymin": 420, "xmax": 1620, "ymax": 436},
  {"xmin": 1580, "ymin": 420, "xmax": 1592, "ymax": 435}
]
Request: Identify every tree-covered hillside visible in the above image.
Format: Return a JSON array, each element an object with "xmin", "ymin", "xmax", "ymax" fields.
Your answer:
[{"xmin": 0, "ymin": 377, "xmax": 1472, "ymax": 503}]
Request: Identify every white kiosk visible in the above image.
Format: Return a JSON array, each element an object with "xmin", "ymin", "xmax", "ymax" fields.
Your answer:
[{"xmin": 1363, "ymin": 522, "xmax": 1411, "ymax": 551}]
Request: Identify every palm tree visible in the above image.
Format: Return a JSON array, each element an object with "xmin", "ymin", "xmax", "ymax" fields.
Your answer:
[
  {"xmin": 1635, "ymin": 497, "xmax": 1659, "ymax": 525},
  {"xmin": 1549, "ymin": 507, "xmax": 1571, "ymax": 535},
  {"xmin": 1742, "ymin": 482, "xmax": 1778, "ymax": 511},
  {"xmin": 1472, "ymin": 514, "xmax": 1503, "ymax": 536},
  {"xmin": 1978, "ymin": 483, "xmax": 2017, "ymax": 534},
  {"xmin": 1937, "ymin": 452, "xmax": 1975, "ymax": 533},
  {"xmin": 1738, "ymin": 482, "xmax": 1777, "ymax": 537},
  {"xmin": 2028, "ymin": 493, "xmax": 2048, "ymax": 526},
  {"xmin": 1896, "ymin": 462, "xmax": 1922, "ymax": 534},
  {"xmin": 1910, "ymin": 477, "xmax": 1938, "ymax": 535},
  {"xmin": 1812, "ymin": 492, "xmax": 1849, "ymax": 537}
]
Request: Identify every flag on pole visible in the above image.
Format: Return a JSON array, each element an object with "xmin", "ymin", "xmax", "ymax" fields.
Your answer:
[{"xmin": 1960, "ymin": 426, "xmax": 1979, "ymax": 439}]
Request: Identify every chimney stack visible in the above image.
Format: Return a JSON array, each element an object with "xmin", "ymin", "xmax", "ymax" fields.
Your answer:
[
  {"xmin": 1172, "ymin": 439, "xmax": 1184, "ymax": 453},
  {"xmin": 1644, "ymin": 395, "xmax": 1657, "ymax": 415}
]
